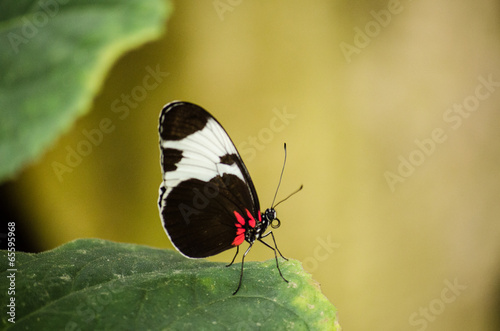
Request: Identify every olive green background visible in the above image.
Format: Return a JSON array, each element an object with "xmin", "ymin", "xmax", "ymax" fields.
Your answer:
[{"xmin": 9, "ymin": 1, "xmax": 500, "ymax": 330}]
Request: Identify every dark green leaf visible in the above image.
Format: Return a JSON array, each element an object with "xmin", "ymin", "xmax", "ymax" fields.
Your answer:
[
  {"xmin": 1, "ymin": 239, "xmax": 340, "ymax": 330},
  {"xmin": 0, "ymin": 0, "xmax": 172, "ymax": 182}
]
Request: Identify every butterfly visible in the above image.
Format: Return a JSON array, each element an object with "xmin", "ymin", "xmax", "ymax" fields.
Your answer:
[{"xmin": 157, "ymin": 101, "xmax": 298, "ymax": 295}]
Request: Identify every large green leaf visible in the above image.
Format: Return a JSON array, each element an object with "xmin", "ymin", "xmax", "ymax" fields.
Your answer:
[
  {"xmin": 1, "ymin": 239, "xmax": 340, "ymax": 330},
  {"xmin": 0, "ymin": 0, "xmax": 171, "ymax": 182}
]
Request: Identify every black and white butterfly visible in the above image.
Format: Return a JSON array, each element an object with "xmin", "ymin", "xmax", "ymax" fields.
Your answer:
[{"xmin": 158, "ymin": 101, "xmax": 296, "ymax": 295}]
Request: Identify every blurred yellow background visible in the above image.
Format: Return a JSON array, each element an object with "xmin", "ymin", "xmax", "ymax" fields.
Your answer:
[{"xmin": 10, "ymin": 0, "xmax": 500, "ymax": 330}]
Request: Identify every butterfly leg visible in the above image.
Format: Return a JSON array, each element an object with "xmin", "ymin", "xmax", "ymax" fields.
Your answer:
[
  {"xmin": 232, "ymin": 243, "xmax": 253, "ymax": 295},
  {"xmin": 258, "ymin": 236, "xmax": 289, "ymax": 284},
  {"xmin": 260, "ymin": 231, "xmax": 288, "ymax": 261},
  {"xmin": 226, "ymin": 246, "xmax": 239, "ymax": 267}
]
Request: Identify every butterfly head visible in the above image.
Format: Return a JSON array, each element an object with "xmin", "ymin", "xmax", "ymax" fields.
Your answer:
[{"xmin": 264, "ymin": 208, "xmax": 281, "ymax": 229}]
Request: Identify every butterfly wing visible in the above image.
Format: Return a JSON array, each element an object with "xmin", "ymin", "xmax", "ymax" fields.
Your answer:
[{"xmin": 158, "ymin": 101, "xmax": 260, "ymax": 258}]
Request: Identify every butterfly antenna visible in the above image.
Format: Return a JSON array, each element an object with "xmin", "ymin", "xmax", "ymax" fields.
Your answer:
[
  {"xmin": 273, "ymin": 184, "xmax": 303, "ymax": 208},
  {"xmin": 271, "ymin": 143, "xmax": 288, "ymax": 208}
]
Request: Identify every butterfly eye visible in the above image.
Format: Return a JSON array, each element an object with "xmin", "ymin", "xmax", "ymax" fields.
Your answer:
[{"xmin": 264, "ymin": 208, "xmax": 277, "ymax": 221}]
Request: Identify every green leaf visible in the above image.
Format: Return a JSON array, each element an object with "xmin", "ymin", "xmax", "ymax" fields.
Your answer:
[
  {"xmin": 0, "ymin": 0, "xmax": 172, "ymax": 182},
  {"xmin": 1, "ymin": 239, "xmax": 340, "ymax": 330}
]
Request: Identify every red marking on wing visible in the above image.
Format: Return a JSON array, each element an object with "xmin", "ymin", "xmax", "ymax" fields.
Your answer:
[
  {"xmin": 246, "ymin": 209, "xmax": 256, "ymax": 228},
  {"xmin": 232, "ymin": 234, "xmax": 245, "ymax": 246},
  {"xmin": 234, "ymin": 211, "xmax": 245, "ymax": 226},
  {"xmin": 233, "ymin": 211, "xmax": 246, "ymax": 246},
  {"xmin": 232, "ymin": 209, "xmax": 258, "ymax": 246}
]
